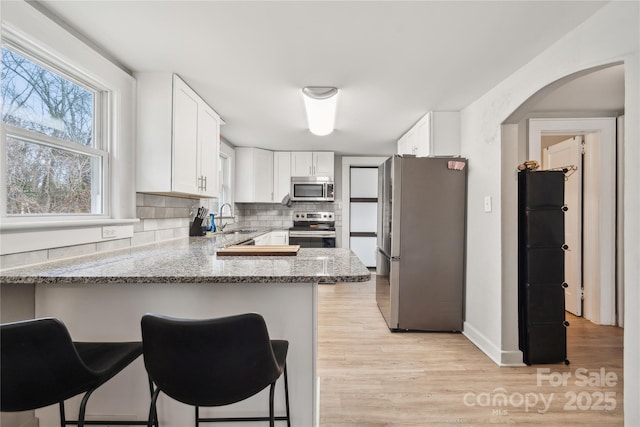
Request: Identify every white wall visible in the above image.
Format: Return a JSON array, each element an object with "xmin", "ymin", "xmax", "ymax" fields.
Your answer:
[{"xmin": 459, "ymin": 2, "xmax": 639, "ymax": 424}]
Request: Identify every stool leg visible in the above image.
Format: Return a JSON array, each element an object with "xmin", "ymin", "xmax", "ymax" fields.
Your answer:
[
  {"xmin": 59, "ymin": 401, "xmax": 66, "ymax": 427},
  {"xmin": 284, "ymin": 364, "xmax": 291, "ymax": 427},
  {"xmin": 195, "ymin": 406, "xmax": 200, "ymax": 427},
  {"xmin": 77, "ymin": 388, "xmax": 97, "ymax": 427},
  {"xmin": 269, "ymin": 382, "xmax": 276, "ymax": 427},
  {"xmin": 148, "ymin": 387, "xmax": 161, "ymax": 427},
  {"xmin": 148, "ymin": 377, "xmax": 159, "ymax": 427}
]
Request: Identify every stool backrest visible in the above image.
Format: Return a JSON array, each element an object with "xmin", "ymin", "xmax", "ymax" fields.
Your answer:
[
  {"xmin": 141, "ymin": 313, "xmax": 281, "ymax": 406},
  {"xmin": 1, "ymin": 318, "xmax": 96, "ymax": 412}
]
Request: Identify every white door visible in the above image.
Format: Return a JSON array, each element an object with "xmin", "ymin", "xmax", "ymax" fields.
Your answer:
[
  {"xmin": 543, "ymin": 136, "xmax": 583, "ymax": 316},
  {"xmin": 349, "ymin": 167, "xmax": 378, "ymax": 267}
]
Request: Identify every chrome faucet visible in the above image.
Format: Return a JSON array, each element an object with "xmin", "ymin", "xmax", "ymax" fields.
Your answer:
[{"xmin": 217, "ymin": 203, "xmax": 234, "ymax": 231}]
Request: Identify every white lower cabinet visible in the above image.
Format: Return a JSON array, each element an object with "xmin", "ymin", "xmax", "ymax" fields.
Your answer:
[{"xmin": 254, "ymin": 231, "xmax": 289, "ymax": 246}]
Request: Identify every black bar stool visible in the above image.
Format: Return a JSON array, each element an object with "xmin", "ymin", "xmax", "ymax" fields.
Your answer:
[
  {"xmin": 0, "ymin": 317, "xmax": 156, "ymax": 427},
  {"xmin": 141, "ymin": 313, "xmax": 291, "ymax": 427}
]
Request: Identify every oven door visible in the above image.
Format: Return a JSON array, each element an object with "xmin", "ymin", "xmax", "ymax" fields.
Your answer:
[{"xmin": 289, "ymin": 231, "xmax": 336, "ymax": 248}]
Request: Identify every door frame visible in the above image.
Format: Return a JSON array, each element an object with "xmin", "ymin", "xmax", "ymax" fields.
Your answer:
[
  {"xmin": 340, "ymin": 157, "xmax": 388, "ymax": 253},
  {"xmin": 529, "ymin": 118, "xmax": 618, "ymax": 325}
]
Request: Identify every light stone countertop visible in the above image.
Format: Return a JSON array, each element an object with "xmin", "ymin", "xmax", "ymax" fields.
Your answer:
[{"xmin": 0, "ymin": 233, "xmax": 371, "ymax": 284}]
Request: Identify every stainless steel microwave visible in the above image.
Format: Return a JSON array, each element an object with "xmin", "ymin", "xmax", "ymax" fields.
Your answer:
[{"xmin": 290, "ymin": 176, "xmax": 334, "ymax": 202}]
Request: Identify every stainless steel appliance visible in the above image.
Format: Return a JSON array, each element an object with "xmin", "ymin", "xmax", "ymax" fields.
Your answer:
[
  {"xmin": 289, "ymin": 211, "xmax": 336, "ymax": 248},
  {"xmin": 290, "ymin": 176, "xmax": 334, "ymax": 202},
  {"xmin": 376, "ymin": 155, "xmax": 468, "ymax": 331}
]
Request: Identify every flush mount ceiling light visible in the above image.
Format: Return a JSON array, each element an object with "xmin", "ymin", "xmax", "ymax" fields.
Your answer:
[{"xmin": 301, "ymin": 86, "xmax": 338, "ymax": 136}]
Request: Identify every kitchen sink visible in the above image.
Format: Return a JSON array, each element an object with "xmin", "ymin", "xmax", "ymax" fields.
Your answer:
[{"xmin": 221, "ymin": 228, "xmax": 258, "ymax": 235}]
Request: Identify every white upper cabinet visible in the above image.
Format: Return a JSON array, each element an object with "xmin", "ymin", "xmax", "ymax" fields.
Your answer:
[
  {"xmin": 273, "ymin": 151, "xmax": 291, "ymax": 202},
  {"xmin": 291, "ymin": 152, "xmax": 334, "ymax": 177},
  {"xmin": 396, "ymin": 111, "xmax": 460, "ymax": 157},
  {"xmin": 136, "ymin": 73, "xmax": 221, "ymax": 198},
  {"xmin": 235, "ymin": 147, "xmax": 274, "ymax": 203}
]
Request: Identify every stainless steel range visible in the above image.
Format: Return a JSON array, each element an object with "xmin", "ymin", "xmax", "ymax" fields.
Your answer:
[{"xmin": 288, "ymin": 211, "xmax": 336, "ymax": 248}]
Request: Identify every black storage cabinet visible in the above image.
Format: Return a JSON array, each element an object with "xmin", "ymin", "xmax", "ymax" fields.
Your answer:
[{"xmin": 518, "ymin": 169, "xmax": 569, "ymax": 365}]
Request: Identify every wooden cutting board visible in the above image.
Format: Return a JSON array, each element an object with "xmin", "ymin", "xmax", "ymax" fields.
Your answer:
[{"xmin": 216, "ymin": 245, "xmax": 301, "ymax": 256}]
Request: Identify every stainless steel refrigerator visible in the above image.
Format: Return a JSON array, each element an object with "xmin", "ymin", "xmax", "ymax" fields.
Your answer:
[{"xmin": 376, "ymin": 155, "xmax": 467, "ymax": 331}]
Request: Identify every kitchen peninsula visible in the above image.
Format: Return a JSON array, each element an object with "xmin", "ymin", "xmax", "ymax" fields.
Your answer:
[{"xmin": 0, "ymin": 235, "xmax": 370, "ymax": 427}]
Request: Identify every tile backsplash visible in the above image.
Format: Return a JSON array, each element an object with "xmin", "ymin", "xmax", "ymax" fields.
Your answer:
[
  {"xmin": 132, "ymin": 193, "xmax": 200, "ymax": 246},
  {"xmin": 235, "ymin": 202, "xmax": 341, "ymax": 227},
  {"xmin": 0, "ymin": 194, "xmax": 201, "ymax": 270},
  {"xmin": 0, "ymin": 195, "xmax": 343, "ymax": 270}
]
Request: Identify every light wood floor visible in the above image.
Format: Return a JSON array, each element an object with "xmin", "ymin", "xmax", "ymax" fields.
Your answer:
[{"xmin": 317, "ymin": 277, "xmax": 624, "ymax": 426}]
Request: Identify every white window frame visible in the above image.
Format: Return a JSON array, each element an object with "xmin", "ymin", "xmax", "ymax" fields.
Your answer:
[
  {"xmin": 0, "ymin": 1, "xmax": 137, "ymax": 256},
  {"xmin": 2, "ymin": 41, "xmax": 111, "ymax": 219}
]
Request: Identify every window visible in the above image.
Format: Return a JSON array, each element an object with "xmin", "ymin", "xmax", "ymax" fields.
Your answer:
[{"xmin": 1, "ymin": 45, "xmax": 106, "ymax": 216}]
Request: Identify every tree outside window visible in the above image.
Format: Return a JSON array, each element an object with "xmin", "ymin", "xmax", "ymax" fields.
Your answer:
[{"xmin": 1, "ymin": 46, "xmax": 105, "ymax": 215}]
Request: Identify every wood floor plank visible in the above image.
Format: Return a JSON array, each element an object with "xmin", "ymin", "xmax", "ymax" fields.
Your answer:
[{"xmin": 317, "ymin": 277, "xmax": 624, "ymax": 426}]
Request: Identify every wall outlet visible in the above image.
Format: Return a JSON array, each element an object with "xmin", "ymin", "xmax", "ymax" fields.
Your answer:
[
  {"xmin": 102, "ymin": 225, "xmax": 133, "ymax": 240},
  {"xmin": 483, "ymin": 196, "xmax": 492, "ymax": 213}
]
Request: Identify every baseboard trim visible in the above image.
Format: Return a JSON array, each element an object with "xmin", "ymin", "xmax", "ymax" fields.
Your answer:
[{"xmin": 462, "ymin": 321, "xmax": 525, "ymax": 367}]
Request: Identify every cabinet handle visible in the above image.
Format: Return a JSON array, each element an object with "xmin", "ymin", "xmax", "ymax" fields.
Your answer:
[{"xmin": 203, "ymin": 176, "xmax": 207, "ymax": 191}]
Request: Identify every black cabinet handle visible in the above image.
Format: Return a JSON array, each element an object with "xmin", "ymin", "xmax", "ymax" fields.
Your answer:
[
  {"xmin": 562, "ymin": 244, "xmax": 569, "ymax": 250},
  {"xmin": 562, "ymin": 283, "xmax": 569, "ymax": 289},
  {"xmin": 563, "ymin": 321, "xmax": 570, "ymax": 327}
]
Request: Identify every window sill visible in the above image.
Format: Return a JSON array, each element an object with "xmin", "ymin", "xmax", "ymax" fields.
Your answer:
[
  {"xmin": 0, "ymin": 218, "xmax": 140, "ymax": 256},
  {"xmin": 0, "ymin": 218, "xmax": 139, "ymax": 232}
]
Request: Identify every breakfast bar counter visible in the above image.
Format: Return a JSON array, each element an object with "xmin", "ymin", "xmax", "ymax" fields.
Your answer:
[
  {"xmin": 0, "ymin": 235, "xmax": 371, "ymax": 284},
  {"xmin": 1, "ymin": 237, "xmax": 370, "ymax": 427}
]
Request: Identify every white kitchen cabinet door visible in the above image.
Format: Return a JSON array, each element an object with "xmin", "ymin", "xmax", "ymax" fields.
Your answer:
[
  {"xmin": 396, "ymin": 111, "xmax": 460, "ymax": 158},
  {"xmin": 235, "ymin": 147, "xmax": 273, "ymax": 203},
  {"xmin": 172, "ymin": 78, "xmax": 200, "ymax": 194},
  {"xmin": 198, "ymin": 104, "xmax": 220, "ymax": 197},
  {"xmin": 313, "ymin": 152, "xmax": 334, "ymax": 177},
  {"xmin": 291, "ymin": 152, "xmax": 313, "ymax": 176},
  {"xmin": 254, "ymin": 233, "xmax": 270, "ymax": 246},
  {"xmin": 269, "ymin": 231, "xmax": 289, "ymax": 245},
  {"xmin": 254, "ymin": 231, "xmax": 288, "ymax": 246},
  {"xmin": 254, "ymin": 148, "xmax": 274, "ymax": 202},
  {"xmin": 136, "ymin": 73, "xmax": 221, "ymax": 198},
  {"xmin": 273, "ymin": 152, "xmax": 292, "ymax": 202},
  {"xmin": 291, "ymin": 152, "xmax": 334, "ymax": 177},
  {"xmin": 414, "ymin": 115, "xmax": 432, "ymax": 157},
  {"xmin": 397, "ymin": 134, "xmax": 409, "ymax": 155}
]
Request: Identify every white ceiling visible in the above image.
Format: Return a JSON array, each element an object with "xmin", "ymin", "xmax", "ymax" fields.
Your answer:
[{"xmin": 35, "ymin": 0, "xmax": 609, "ymax": 155}]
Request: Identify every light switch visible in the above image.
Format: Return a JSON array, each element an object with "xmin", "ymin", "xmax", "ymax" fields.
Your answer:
[{"xmin": 483, "ymin": 196, "xmax": 492, "ymax": 213}]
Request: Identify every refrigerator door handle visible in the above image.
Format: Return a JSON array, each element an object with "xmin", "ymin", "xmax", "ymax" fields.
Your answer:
[{"xmin": 377, "ymin": 247, "xmax": 399, "ymax": 261}]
